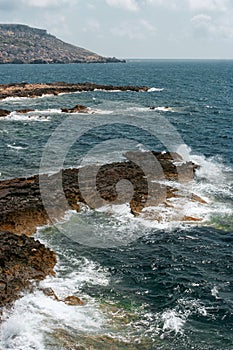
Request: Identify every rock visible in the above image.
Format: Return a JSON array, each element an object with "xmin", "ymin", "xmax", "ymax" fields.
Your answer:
[
  {"xmin": 183, "ymin": 216, "xmax": 202, "ymax": 222},
  {"xmin": 41, "ymin": 287, "xmax": 60, "ymax": 300},
  {"xmin": 64, "ymin": 295, "xmax": 85, "ymax": 306},
  {"xmin": 0, "ymin": 109, "xmax": 10, "ymax": 117},
  {"xmin": 16, "ymin": 109, "xmax": 34, "ymax": 114},
  {"xmin": 0, "ymin": 82, "xmax": 149, "ymax": 100},
  {"xmin": 61, "ymin": 104, "xmax": 90, "ymax": 114},
  {"xmin": 0, "ymin": 231, "xmax": 56, "ymax": 307},
  {"xmin": 0, "ymin": 152, "xmax": 204, "ymax": 236}
]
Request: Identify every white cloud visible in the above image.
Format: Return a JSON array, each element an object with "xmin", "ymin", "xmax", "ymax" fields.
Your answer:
[
  {"xmin": 187, "ymin": 0, "xmax": 230, "ymax": 12},
  {"xmin": 143, "ymin": 0, "xmax": 178, "ymax": 10},
  {"xmin": 111, "ymin": 22, "xmax": 143, "ymax": 39},
  {"xmin": 111, "ymin": 19, "xmax": 156, "ymax": 39},
  {"xmin": 140, "ymin": 19, "xmax": 157, "ymax": 34},
  {"xmin": 83, "ymin": 19, "xmax": 100, "ymax": 33},
  {"xmin": 22, "ymin": 0, "xmax": 77, "ymax": 8},
  {"xmin": 191, "ymin": 14, "xmax": 212, "ymax": 26},
  {"xmin": 22, "ymin": 0, "xmax": 59, "ymax": 7},
  {"xmin": 105, "ymin": 0, "xmax": 139, "ymax": 12},
  {"xmin": 191, "ymin": 13, "xmax": 233, "ymax": 39}
]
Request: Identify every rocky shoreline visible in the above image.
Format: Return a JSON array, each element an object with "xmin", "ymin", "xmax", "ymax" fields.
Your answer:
[
  {"xmin": 0, "ymin": 231, "xmax": 56, "ymax": 309},
  {"xmin": 0, "ymin": 151, "xmax": 206, "ymax": 310},
  {"xmin": 0, "ymin": 82, "xmax": 148, "ymax": 101}
]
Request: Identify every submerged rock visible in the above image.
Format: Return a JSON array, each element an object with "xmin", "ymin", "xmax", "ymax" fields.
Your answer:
[{"xmin": 0, "ymin": 231, "xmax": 56, "ymax": 308}]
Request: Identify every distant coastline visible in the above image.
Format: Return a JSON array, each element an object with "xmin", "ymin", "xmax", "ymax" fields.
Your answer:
[{"xmin": 0, "ymin": 23, "xmax": 125, "ymax": 64}]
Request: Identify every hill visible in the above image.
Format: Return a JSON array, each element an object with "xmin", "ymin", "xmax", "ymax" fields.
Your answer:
[{"xmin": 0, "ymin": 24, "xmax": 124, "ymax": 64}]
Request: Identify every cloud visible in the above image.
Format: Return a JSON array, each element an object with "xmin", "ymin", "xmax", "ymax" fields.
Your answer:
[
  {"xmin": 83, "ymin": 19, "xmax": 101, "ymax": 33},
  {"xmin": 187, "ymin": 0, "xmax": 230, "ymax": 12},
  {"xmin": 0, "ymin": 0, "xmax": 20, "ymax": 11},
  {"xmin": 111, "ymin": 19, "xmax": 156, "ymax": 39},
  {"xmin": 191, "ymin": 14, "xmax": 212, "ymax": 26},
  {"xmin": 143, "ymin": 0, "xmax": 178, "ymax": 10},
  {"xmin": 191, "ymin": 13, "xmax": 233, "ymax": 39},
  {"xmin": 23, "ymin": 0, "xmax": 59, "ymax": 7},
  {"xmin": 21, "ymin": 0, "xmax": 77, "ymax": 8},
  {"xmin": 105, "ymin": 0, "xmax": 139, "ymax": 12}
]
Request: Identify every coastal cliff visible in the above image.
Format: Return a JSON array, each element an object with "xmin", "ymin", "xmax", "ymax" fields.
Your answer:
[{"xmin": 0, "ymin": 24, "xmax": 124, "ymax": 64}]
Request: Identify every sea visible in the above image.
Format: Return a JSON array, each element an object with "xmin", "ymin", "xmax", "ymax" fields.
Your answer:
[{"xmin": 0, "ymin": 60, "xmax": 232, "ymax": 350}]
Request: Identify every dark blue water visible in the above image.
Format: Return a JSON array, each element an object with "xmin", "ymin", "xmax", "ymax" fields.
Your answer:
[{"xmin": 0, "ymin": 61, "xmax": 233, "ymax": 349}]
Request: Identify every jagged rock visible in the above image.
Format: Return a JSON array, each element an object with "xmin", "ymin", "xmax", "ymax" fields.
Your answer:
[
  {"xmin": 40, "ymin": 287, "xmax": 85, "ymax": 305},
  {"xmin": 16, "ymin": 109, "xmax": 35, "ymax": 114},
  {"xmin": 0, "ymin": 82, "xmax": 148, "ymax": 100},
  {"xmin": 61, "ymin": 104, "xmax": 90, "ymax": 114},
  {"xmin": 41, "ymin": 287, "xmax": 60, "ymax": 300},
  {"xmin": 0, "ymin": 231, "xmax": 56, "ymax": 307},
  {"xmin": 64, "ymin": 296, "xmax": 85, "ymax": 306},
  {"xmin": 0, "ymin": 152, "xmax": 203, "ymax": 236},
  {"xmin": 0, "ymin": 109, "xmax": 10, "ymax": 117}
]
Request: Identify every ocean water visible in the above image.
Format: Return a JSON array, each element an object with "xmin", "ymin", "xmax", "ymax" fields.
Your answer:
[{"xmin": 0, "ymin": 60, "xmax": 233, "ymax": 349}]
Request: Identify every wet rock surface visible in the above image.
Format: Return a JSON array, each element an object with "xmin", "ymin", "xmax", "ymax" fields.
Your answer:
[
  {"xmin": 0, "ymin": 109, "xmax": 11, "ymax": 117},
  {"xmin": 0, "ymin": 231, "xmax": 56, "ymax": 308},
  {"xmin": 0, "ymin": 152, "xmax": 203, "ymax": 308},
  {"xmin": 0, "ymin": 82, "xmax": 148, "ymax": 100},
  {"xmin": 0, "ymin": 152, "xmax": 201, "ymax": 236},
  {"xmin": 0, "ymin": 108, "xmax": 35, "ymax": 117},
  {"xmin": 61, "ymin": 104, "xmax": 90, "ymax": 114}
]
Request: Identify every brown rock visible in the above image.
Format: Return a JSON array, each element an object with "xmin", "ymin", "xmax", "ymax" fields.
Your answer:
[
  {"xmin": 16, "ymin": 109, "xmax": 34, "ymax": 114},
  {"xmin": 0, "ymin": 231, "xmax": 56, "ymax": 307},
  {"xmin": 183, "ymin": 216, "xmax": 202, "ymax": 222},
  {"xmin": 61, "ymin": 104, "xmax": 89, "ymax": 114},
  {"xmin": 0, "ymin": 152, "xmax": 204, "ymax": 235},
  {"xmin": 64, "ymin": 295, "xmax": 85, "ymax": 306},
  {"xmin": 0, "ymin": 109, "xmax": 10, "ymax": 117},
  {"xmin": 0, "ymin": 82, "xmax": 149, "ymax": 100}
]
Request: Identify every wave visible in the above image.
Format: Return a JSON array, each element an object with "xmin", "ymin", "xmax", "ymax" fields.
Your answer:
[
  {"xmin": 33, "ymin": 108, "xmax": 62, "ymax": 114},
  {"xmin": 0, "ymin": 258, "xmax": 107, "ymax": 350},
  {"xmin": 150, "ymin": 106, "xmax": 175, "ymax": 112},
  {"xmin": 7, "ymin": 144, "xmax": 28, "ymax": 150},
  {"xmin": 94, "ymin": 88, "xmax": 122, "ymax": 92},
  {"xmin": 1, "ymin": 96, "xmax": 31, "ymax": 102},
  {"xmin": 1, "ymin": 94, "xmax": 55, "ymax": 103},
  {"xmin": 2, "ymin": 111, "xmax": 51, "ymax": 122},
  {"xmin": 148, "ymin": 87, "xmax": 164, "ymax": 92}
]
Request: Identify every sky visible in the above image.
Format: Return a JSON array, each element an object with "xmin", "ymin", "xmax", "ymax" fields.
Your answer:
[{"xmin": 0, "ymin": 0, "xmax": 233, "ymax": 59}]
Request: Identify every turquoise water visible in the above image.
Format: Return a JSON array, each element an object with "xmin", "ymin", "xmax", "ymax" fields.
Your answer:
[{"xmin": 0, "ymin": 61, "xmax": 233, "ymax": 349}]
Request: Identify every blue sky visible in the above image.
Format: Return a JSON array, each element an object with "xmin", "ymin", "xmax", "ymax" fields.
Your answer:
[{"xmin": 0, "ymin": 0, "xmax": 233, "ymax": 59}]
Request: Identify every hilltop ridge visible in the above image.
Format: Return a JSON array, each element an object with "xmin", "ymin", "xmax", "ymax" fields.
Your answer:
[{"xmin": 0, "ymin": 24, "xmax": 124, "ymax": 64}]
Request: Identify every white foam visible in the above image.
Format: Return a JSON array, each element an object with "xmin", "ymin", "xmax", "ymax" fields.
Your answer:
[
  {"xmin": 33, "ymin": 108, "xmax": 61, "ymax": 114},
  {"xmin": 150, "ymin": 106, "xmax": 174, "ymax": 112},
  {"xmin": 126, "ymin": 106, "xmax": 149, "ymax": 112},
  {"xmin": 161, "ymin": 310, "xmax": 185, "ymax": 335},
  {"xmin": 1, "ymin": 291, "xmax": 104, "ymax": 350},
  {"xmin": 2, "ymin": 112, "xmax": 51, "ymax": 122},
  {"xmin": 7, "ymin": 144, "xmax": 27, "ymax": 150},
  {"xmin": 211, "ymin": 286, "xmax": 220, "ymax": 299},
  {"xmin": 0, "ymin": 256, "xmax": 109, "ymax": 350},
  {"xmin": 94, "ymin": 109, "xmax": 113, "ymax": 115},
  {"xmin": 148, "ymin": 87, "xmax": 164, "ymax": 92},
  {"xmin": 94, "ymin": 89, "xmax": 123, "ymax": 92},
  {"xmin": 1, "ymin": 96, "xmax": 31, "ymax": 102}
]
